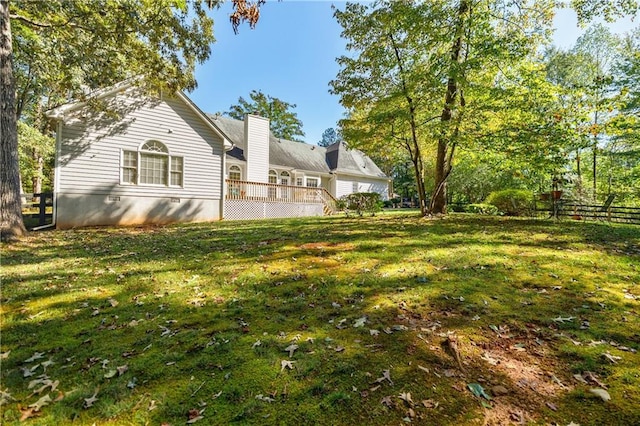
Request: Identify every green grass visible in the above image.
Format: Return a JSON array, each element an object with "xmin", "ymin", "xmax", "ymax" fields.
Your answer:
[{"xmin": 1, "ymin": 213, "xmax": 639, "ymax": 425}]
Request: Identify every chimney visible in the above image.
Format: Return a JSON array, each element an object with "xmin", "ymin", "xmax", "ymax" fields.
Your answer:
[{"xmin": 244, "ymin": 114, "xmax": 270, "ymax": 183}]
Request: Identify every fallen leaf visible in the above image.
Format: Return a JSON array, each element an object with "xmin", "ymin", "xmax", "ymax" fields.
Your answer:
[
  {"xmin": 573, "ymin": 374, "xmax": 588, "ymax": 384},
  {"xmin": 602, "ymin": 352, "xmax": 621, "ymax": 364},
  {"xmin": 353, "ymin": 316, "xmax": 367, "ymax": 328},
  {"xmin": 552, "ymin": 316, "xmax": 574, "ymax": 324},
  {"xmin": 422, "ymin": 399, "xmax": 438, "ymax": 408},
  {"xmin": 34, "ymin": 380, "xmax": 59, "ymax": 395},
  {"xmin": 0, "ymin": 389, "xmax": 15, "ymax": 406},
  {"xmin": 252, "ymin": 339, "xmax": 262, "ymax": 348},
  {"xmin": 284, "ymin": 344, "xmax": 298, "ymax": 358},
  {"xmin": 467, "ymin": 383, "xmax": 492, "ymax": 400},
  {"xmin": 398, "ymin": 392, "xmax": 413, "ymax": 406},
  {"xmin": 280, "ymin": 360, "xmax": 295, "ymax": 372},
  {"xmin": 583, "ymin": 371, "xmax": 607, "ymax": 388},
  {"xmin": 546, "ymin": 401, "xmax": 558, "ymax": 411},
  {"xmin": 127, "ymin": 378, "xmax": 137, "ymax": 389},
  {"xmin": 334, "ymin": 346, "xmax": 345, "ymax": 352},
  {"xmin": 19, "ymin": 407, "xmax": 39, "ymax": 421},
  {"xmin": 0, "ymin": 351, "xmax": 10, "ymax": 360},
  {"xmin": 84, "ymin": 389, "xmax": 99, "ymax": 408},
  {"xmin": 108, "ymin": 298, "xmax": 119, "ymax": 307},
  {"xmin": 491, "ymin": 385, "xmax": 509, "ymax": 396},
  {"xmin": 41, "ymin": 359, "xmax": 54, "ymax": 369},
  {"xmin": 255, "ymin": 394, "xmax": 275, "ymax": 403},
  {"xmin": 369, "ymin": 329, "xmax": 380, "ymax": 336},
  {"xmin": 20, "ymin": 366, "xmax": 38, "ymax": 378},
  {"xmin": 187, "ymin": 408, "xmax": 204, "ymax": 423},
  {"xmin": 24, "ymin": 352, "xmax": 45, "ymax": 363},
  {"xmin": 104, "ymin": 370, "xmax": 117, "ymax": 379},
  {"xmin": 117, "ymin": 365, "xmax": 129, "ymax": 376},
  {"xmin": 589, "ymin": 388, "xmax": 611, "ymax": 402},
  {"xmin": 381, "ymin": 395, "xmax": 394, "ymax": 408},
  {"xmin": 148, "ymin": 400, "xmax": 157, "ymax": 411},
  {"xmin": 374, "ymin": 369, "xmax": 394, "ymax": 386},
  {"xmin": 29, "ymin": 394, "xmax": 52, "ymax": 411}
]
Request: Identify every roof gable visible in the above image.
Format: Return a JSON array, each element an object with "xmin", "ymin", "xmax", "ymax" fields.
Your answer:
[{"xmin": 47, "ymin": 81, "xmax": 233, "ymax": 149}]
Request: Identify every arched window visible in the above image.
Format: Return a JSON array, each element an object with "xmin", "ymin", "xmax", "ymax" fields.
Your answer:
[
  {"xmin": 229, "ymin": 165, "xmax": 242, "ymax": 181},
  {"xmin": 121, "ymin": 140, "xmax": 183, "ymax": 187},
  {"xmin": 280, "ymin": 171, "xmax": 290, "ymax": 185},
  {"xmin": 268, "ymin": 170, "xmax": 278, "ymax": 184},
  {"xmin": 268, "ymin": 170, "xmax": 278, "ymax": 199}
]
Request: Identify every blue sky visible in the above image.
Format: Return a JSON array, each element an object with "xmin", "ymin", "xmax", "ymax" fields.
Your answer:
[{"xmin": 189, "ymin": 1, "xmax": 638, "ymax": 146}]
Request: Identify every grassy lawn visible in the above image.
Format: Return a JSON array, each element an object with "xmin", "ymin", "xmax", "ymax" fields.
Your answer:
[{"xmin": 1, "ymin": 213, "xmax": 639, "ymax": 425}]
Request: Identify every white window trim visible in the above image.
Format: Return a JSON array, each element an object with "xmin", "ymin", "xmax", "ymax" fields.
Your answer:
[
  {"xmin": 228, "ymin": 164, "xmax": 243, "ymax": 180},
  {"xmin": 119, "ymin": 141, "xmax": 184, "ymax": 188},
  {"xmin": 305, "ymin": 176, "xmax": 320, "ymax": 187}
]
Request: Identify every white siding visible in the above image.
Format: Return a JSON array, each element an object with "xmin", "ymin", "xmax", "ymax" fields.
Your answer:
[
  {"xmin": 335, "ymin": 176, "xmax": 389, "ymax": 200},
  {"xmin": 245, "ymin": 114, "xmax": 269, "ymax": 183},
  {"xmin": 56, "ymin": 89, "xmax": 224, "ymax": 228}
]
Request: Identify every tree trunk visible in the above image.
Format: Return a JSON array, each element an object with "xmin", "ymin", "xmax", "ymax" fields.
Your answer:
[
  {"xmin": 430, "ymin": 0, "xmax": 468, "ymax": 214},
  {"xmin": 592, "ymin": 138, "xmax": 597, "ymax": 201},
  {"xmin": 32, "ymin": 150, "xmax": 43, "ymax": 194},
  {"xmin": 1, "ymin": 0, "xmax": 27, "ymax": 241}
]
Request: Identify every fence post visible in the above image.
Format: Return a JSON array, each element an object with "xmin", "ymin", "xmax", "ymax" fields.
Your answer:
[{"xmin": 39, "ymin": 194, "xmax": 46, "ymax": 226}]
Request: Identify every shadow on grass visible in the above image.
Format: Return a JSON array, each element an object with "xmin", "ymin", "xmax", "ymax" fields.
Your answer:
[{"xmin": 1, "ymin": 214, "xmax": 639, "ymax": 425}]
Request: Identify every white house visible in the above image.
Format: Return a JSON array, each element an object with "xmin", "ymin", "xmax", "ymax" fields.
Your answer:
[{"xmin": 46, "ymin": 83, "xmax": 389, "ymax": 228}]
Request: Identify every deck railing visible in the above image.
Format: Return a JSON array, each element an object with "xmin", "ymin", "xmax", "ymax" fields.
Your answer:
[{"xmin": 225, "ymin": 179, "xmax": 337, "ymax": 214}]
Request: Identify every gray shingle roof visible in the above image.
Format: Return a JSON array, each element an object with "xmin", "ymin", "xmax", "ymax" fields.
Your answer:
[{"xmin": 206, "ymin": 114, "xmax": 387, "ymax": 179}]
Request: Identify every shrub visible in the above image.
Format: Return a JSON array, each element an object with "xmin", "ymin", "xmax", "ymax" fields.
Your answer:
[
  {"xmin": 465, "ymin": 203, "xmax": 498, "ymax": 215},
  {"xmin": 485, "ymin": 189, "xmax": 533, "ymax": 216},
  {"xmin": 449, "ymin": 203, "xmax": 467, "ymax": 213},
  {"xmin": 338, "ymin": 192, "xmax": 382, "ymax": 216}
]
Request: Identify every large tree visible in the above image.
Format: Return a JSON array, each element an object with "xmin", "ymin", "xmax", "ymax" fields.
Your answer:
[
  {"xmin": 1, "ymin": 0, "xmax": 264, "ymax": 241},
  {"xmin": 226, "ymin": 90, "xmax": 305, "ymax": 141},
  {"xmin": 332, "ymin": 0, "xmax": 555, "ymax": 215}
]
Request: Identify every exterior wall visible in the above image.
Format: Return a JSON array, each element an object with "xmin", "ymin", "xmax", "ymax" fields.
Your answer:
[
  {"xmin": 244, "ymin": 114, "xmax": 270, "ymax": 183},
  {"xmin": 335, "ymin": 176, "xmax": 389, "ymax": 200},
  {"xmin": 225, "ymin": 200, "xmax": 323, "ymax": 220},
  {"xmin": 56, "ymin": 194, "xmax": 221, "ymax": 229},
  {"xmin": 56, "ymin": 89, "xmax": 225, "ymax": 228}
]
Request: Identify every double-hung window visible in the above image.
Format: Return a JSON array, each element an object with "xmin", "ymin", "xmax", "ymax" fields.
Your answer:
[{"xmin": 121, "ymin": 141, "xmax": 183, "ymax": 187}]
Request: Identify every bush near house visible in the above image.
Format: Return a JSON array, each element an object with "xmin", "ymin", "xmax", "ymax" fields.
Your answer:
[
  {"xmin": 337, "ymin": 192, "xmax": 382, "ymax": 216},
  {"xmin": 486, "ymin": 189, "xmax": 533, "ymax": 216}
]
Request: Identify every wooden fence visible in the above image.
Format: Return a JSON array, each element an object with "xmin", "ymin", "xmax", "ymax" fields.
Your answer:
[
  {"xmin": 534, "ymin": 199, "xmax": 640, "ymax": 225},
  {"xmin": 22, "ymin": 192, "xmax": 54, "ymax": 229}
]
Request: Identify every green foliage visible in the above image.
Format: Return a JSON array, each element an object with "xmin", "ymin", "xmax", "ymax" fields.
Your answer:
[
  {"xmin": 486, "ymin": 189, "xmax": 534, "ymax": 216},
  {"xmin": 331, "ymin": 0, "xmax": 560, "ymax": 215},
  {"xmin": 225, "ymin": 90, "xmax": 305, "ymax": 141},
  {"xmin": 318, "ymin": 127, "xmax": 342, "ymax": 147},
  {"xmin": 465, "ymin": 203, "xmax": 499, "ymax": 215},
  {"xmin": 17, "ymin": 122, "xmax": 54, "ymax": 193},
  {"xmin": 11, "ymin": 0, "xmax": 218, "ymax": 121},
  {"xmin": 336, "ymin": 192, "xmax": 382, "ymax": 216},
  {"xmin": 571, "ymin": 0, "xmax": 639, "ymax": 23}
]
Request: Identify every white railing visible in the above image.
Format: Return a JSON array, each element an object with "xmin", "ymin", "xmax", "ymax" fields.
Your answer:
[{"xmin": 225, "ymin": 179, "xmax": 337, "ymax": 213}]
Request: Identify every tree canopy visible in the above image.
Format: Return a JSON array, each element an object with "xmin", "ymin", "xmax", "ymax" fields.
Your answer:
[
  {"xmin": 332, "ymin": 0, "xmax": 639, "ymax": 214},
  {"xmin": 225, "ymin": 90, "xmax": 305, "ymax": 141},
  {"xmin": 318, "ymin": 127, "xmax": 342, "ymax": 147}
]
